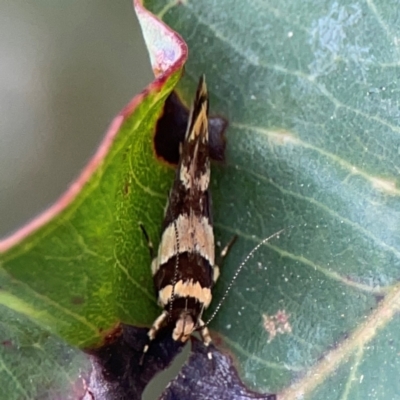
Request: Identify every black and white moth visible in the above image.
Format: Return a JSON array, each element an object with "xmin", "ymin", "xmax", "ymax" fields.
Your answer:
[{"xmin": 141, "ymin": 76, "xmax": 218, "ymax": 361}]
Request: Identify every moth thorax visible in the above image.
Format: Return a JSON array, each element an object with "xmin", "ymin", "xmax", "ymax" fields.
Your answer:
[{"xmin": 172, "ymin": 312, "xmax": 195, "ymax": 342}]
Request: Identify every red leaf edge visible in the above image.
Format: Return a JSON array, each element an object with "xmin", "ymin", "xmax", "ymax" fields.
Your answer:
[{"xmin": 0, "ymin": 0, "xmax": 188, "ymax": 252}]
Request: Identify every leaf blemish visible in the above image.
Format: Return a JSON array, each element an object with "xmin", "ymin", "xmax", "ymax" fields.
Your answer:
[
  {"xmin": 374, "ymin": 293, "xmax": 385, "ymax": 303},
  {"xmin": 71, "ymin": 296, "xmax": 85, "ymax": 305},
  {"xmin": 262, "ymin": 309, "xmax": 292, "ymax": 343},
  {"xmin": 123, "ymin": 179, "xmax": 130, "ymax": 196}
]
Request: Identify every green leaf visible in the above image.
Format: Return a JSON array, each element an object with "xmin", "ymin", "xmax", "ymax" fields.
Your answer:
[
  {"xmin": 0, "ymin": 68, "xmax": 179, "ymax": 341},
  {"xmin": 0, "ymin": 305, "xmax": 90, "ymax": 399},
  {"xmin": 2, "ymin": 0, "xmax": 400, "ymax": 398},
  {"xmin": 143, "ymin": 0, "xmax": 400, "ymax": 398}
]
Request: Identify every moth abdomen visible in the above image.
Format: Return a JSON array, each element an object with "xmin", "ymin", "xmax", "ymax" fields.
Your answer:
[{"xmin": 154, "ymin": 252, "xmax": 213, "ymax": 294}]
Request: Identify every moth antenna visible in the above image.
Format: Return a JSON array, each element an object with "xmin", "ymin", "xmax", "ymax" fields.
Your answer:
[
  {"xmin": 204, "ymin": 229, "xmax": 284, "ymax": 326},
  {"xmin": 168, "ymin": 218, "xmax": 180, "ymax": 320}
]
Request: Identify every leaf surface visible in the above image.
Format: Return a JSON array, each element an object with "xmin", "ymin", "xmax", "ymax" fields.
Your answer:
[{"xmin": 144, "ymin": 0, "xmax": 400, "ymax": 398}]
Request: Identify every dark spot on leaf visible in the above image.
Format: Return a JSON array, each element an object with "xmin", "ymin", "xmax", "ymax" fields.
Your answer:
[
  {"xmin": 104, "ymin": 324, "xmax": 123, "ymax": 344},
  {"xmin": 160, "ymin": 338, "xmax": 276, "ymax": 400},
  {"xmin": 374, "ymin": 293, "xmax": 385, "ymax": 303},
  {"xmin": 83, "ymin": 324, "xmax": 272, "ymax": 399},
  {"xmin": 84, "ymin": 324, "xmax": 182, "ymax": 400},
  {"xmin": 154, "ymin": 91, "xmax": 228, "ymax": 165},
  {"xmin": 71, "ymin": 296, "xmax": 85, "ymax": 305},
  {"xmin": 1, "ymin": 340, "xmax": 12, "ymax": 347},
  {"xmin": 209, "ymin": 114, "xmax": 228, "ymax": 161},
  {"xmin": 212, "ymin": 334, "xmax": 223, "ymax": 347},
  {"xmin": 122, "ymin": 148, "xmax": 129, "ymax": 162},
  {"xmin": 123, "ymin": 180, "xmax": 130, "ymax": 196}
]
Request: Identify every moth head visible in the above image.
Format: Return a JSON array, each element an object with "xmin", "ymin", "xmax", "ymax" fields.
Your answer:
[{"xmin": 172, "ymin": 312, "xmax": 195, "ymax": 342}]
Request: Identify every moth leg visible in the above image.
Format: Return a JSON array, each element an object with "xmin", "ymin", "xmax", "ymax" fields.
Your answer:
[
  {"xmin": 220, "ymin": 235, "xmax": 237, "ymax": 260},
  {"xmin": 213, "ymin": 265, "xmax": 220, "ymax": 283},
  {"xmin": 139, "ymin": 223, "xmax": 155, "ymax": 259},
  {"xmin": 198, "ymin": 318, "xmax": 213, "ymax": 360},
  {"xmin": 140, "ymin": 310, "xmax": 168, "ymax": 365},
  {"xmin": 213, "ymin": 235, "xmax": 237, "ymax": 283}
]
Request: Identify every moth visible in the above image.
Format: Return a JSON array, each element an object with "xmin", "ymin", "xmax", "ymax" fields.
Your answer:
[
  {"xmin": 140, "ymin": 76, "xmax": 283, "ymax": 363},
  {"xmin": 141, "ymin": 75, "xmax": 218, "ymax": 362}
]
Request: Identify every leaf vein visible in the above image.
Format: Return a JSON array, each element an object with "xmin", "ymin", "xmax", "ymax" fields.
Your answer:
[
  {"xmin": 215, "ymin": 224, "xmax": 387, "ymax": 295},
  {"xmin": 113, "ymin": 249, "xmax": 157, "ymax": 304},
  {"xmin": 0, "ymin": 359, "xmax": 29, "ymax": 399},
  {"xmin": 232, "ymin": 122, "xmax": 400, "ymax": 196},
  {"xmin": 229, "ymin": 162, "xmax": 400, "ymax": 261}
]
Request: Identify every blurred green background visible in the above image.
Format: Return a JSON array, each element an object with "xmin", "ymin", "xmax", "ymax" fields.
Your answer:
[{"xmin": 0, "ymin": 0, "xmax": 153, "ymax": 238}]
